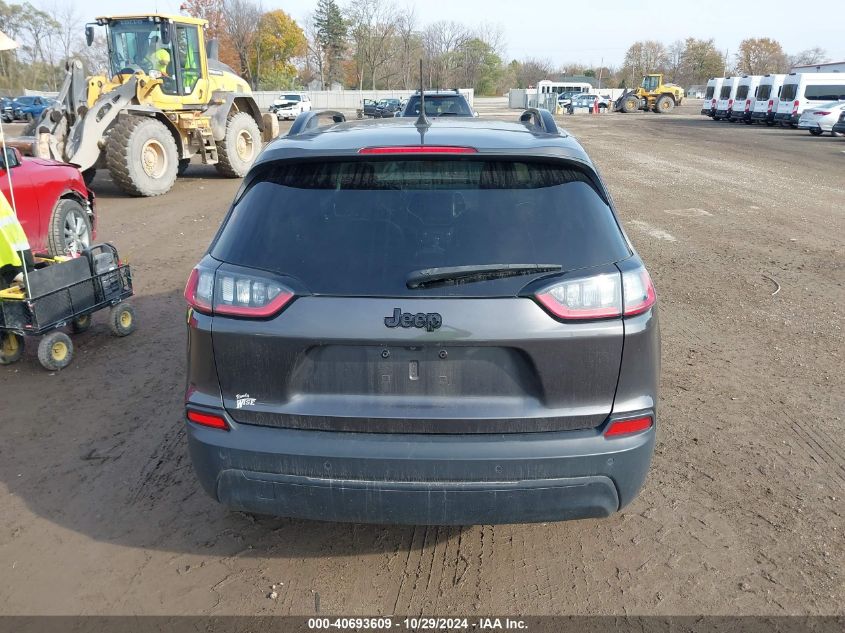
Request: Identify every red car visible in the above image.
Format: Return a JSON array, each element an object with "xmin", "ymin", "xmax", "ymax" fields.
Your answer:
[{"xmin": 1, "ymin": 147, "xmax": 95, "ymax": 256}]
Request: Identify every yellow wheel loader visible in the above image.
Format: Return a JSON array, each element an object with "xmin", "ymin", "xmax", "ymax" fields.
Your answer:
[
  {"xmin": 614, "ymin": 74, "xmax": 685, "ymax": 114},
  {"xmin": 12, "ymin": 14, "xmax": 278, "ymax": 197}
]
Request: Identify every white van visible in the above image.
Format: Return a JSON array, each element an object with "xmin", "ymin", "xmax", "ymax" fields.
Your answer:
[
  {"xmin": 701, "ymin": 77, "xmax": 724, "ymax": 117},
  {"xmin": 751, "ymin": 74, "xmax": 786, "ymax": 125},
  {"xmin": 730, "ymin": 75, "xmax": 762, "ymax": 122},
  {"xmin": 774, "ymin": 73, "xmax": 845, "ymax": 126},
  {"xmin": 714, "ymin": 77, "xmax": 739, "ymax": 121}
]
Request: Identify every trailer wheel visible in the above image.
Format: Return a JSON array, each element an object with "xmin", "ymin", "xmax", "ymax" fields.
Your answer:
[
  {"xmin": 106, "ymin": 115, "xmax": 179, "ymax": 197},
  {"xmin": 71, "ymin": 314, "xmax": 92, "ymax": 333},
  {"xmin": 109, "ymin": 303, "xmax": 137, "ymax": 337},
  {"xmin": 0, "ymin": 333, "xmax": 24, "ymax": 365},
  {"xmin": 655, "ymin": 95, "xmax": 675, "ymax": 113},
  {"xmin": 38, "ymin": 331, "xmax": 73, "ymax": 371},
  {"xmin": 216, "ymin": 111, "xmax": 261, "ymax": 178}
]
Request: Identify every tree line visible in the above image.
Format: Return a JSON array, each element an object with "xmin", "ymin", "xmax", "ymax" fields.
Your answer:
[{"xmin": 0, "ymin": 0, "xmax": 833, "ymax": 95}]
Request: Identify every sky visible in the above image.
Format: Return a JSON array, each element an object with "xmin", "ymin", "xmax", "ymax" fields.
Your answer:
[{"xmin": 77, "ymin": 0, "xmax": 845, "ymax": 68}]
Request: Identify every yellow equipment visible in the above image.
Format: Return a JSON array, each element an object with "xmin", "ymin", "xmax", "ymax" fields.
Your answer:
[
  {"xmin": 12, "ymin": 14, "xmax": 278, "ymax": 197},
  {"xmin": 614, "ymin": 73, "xmax": 685, "ymax": 114}
]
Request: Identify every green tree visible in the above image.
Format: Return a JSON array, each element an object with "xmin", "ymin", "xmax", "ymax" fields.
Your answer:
[
  {"xmin": 680, "ymin": 37, "xmax": 725, "ymax": 86},
  {"xmin": 735, "ymin": 37, "xmax": 789, "ymax": 75},
  {"xmin": 254, "ymin": 9, "xmax": 307, "ymax": 89},
  {"xmin": 454, "ymin": 37, "xmax": 501, "ymax": 95},
  {"xmin": 313, "ymin": 0, "xmax": 346, "ymax": 87}
]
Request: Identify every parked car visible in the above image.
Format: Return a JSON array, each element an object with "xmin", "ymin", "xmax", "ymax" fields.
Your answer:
[
  {"xmin": 270, "ymin": 93, "xmax": 311, "ymax": 121},
  {"xmin": 362, "ymin": 98, "xmax": 380, "ymax": 118},
  {"xmin": 376, "ymin": 98, "xmax": 402, "ymax": 117},
  {"xmin": 566, "ymin": 93, "xmax": 610, "ymax": 114},
  {"xmin": 832, "ymin": 110, "xmax": 845, "ymax": 136},
  {"xmin": 775, "ymin": 73, "xmax": 845, "ymax": 127},
  {"xmin": 797, "ymin": 101, "xmax": 845, "ymax": 136},
  {"xmin": 730, "ymin": 75, "xmax": 762, "ymax": 123},
  {"xmin": 1, "ymin": 97, "xmax": 13, "ymax": 122},
  {"xmin": 714, "ymin": 77, "xmax": 739, "ymax": 121},
  {"xmin": 0, "ymin": 148, "xmax": 95, "ymax": 256},
  {"xmin": 751, "ymin": 74, "xmax": 787, "ymax": 126},
  {"xmin": 183, "ymin": 108, "xmax": 660, "ymax": 525},
  {"xmin": 557, "ymin": 91, "xmax": 582, "ymax": 108},
  {"xmin": 398, "ymin": 90, "xmax": 476, "ymax": 117},
  {"xmin": 701, "ymin": 77, "xmax": 724, "ymax": 117},
  {"xmin": 11, "ymin": 95, "xmax": 58, "ymax": 122}
]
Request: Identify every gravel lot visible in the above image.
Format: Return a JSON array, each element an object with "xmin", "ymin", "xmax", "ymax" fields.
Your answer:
[{"xmin": 0, "ymin": 100, "xmax": 842, "ymax": 616}]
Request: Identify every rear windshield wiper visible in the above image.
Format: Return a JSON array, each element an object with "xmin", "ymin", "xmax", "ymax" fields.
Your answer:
[{"xmin": 406, "ymin": 264, "xmax": 562, "ymax": 289}]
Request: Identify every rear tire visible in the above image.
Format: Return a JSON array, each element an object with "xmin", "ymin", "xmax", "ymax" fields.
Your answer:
[
  {"xmin": 47, "ymin": 198, "xmax": 92, "ymax": 257},
  {"xmin": 809, "ymin": 128, "xmax": 823, "ymax": 136},
  {"xmin": 655, "ymin": 95, "xmax": 675, "ymax": 113},
  {"xmin": 215, "ymin": 112, "xmax": 261, "ymax": 178},
  {"xmin": 0, "ymin": 333, "xmax": 24, "ymax": 365},
  {"xmin": 38, "ymin": 331, "xmax": 73, "ymax": 371},
  {"xmin": 106, "ymin": 115, "xmax": 179, "ymax": 197}
]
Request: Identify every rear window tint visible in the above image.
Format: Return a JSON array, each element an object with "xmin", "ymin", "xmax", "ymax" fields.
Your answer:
[
  {"xmin": 705, "ymin": 87, "xmax": 715, "ymax": 99},
  {"xmin": 736, "ymin": 85, "xmax": 749, "ymax": 100},
  {"xmin": 757, "ymin": 84, "xmax": 772, "ymax": 100},
  {"xmin": 212, "ymin": 160, "xmax": 630, "ymax": 297},
  {"xmin": 720, "ymin": 86, "xmax": 732, "ymax": 99},
  {"xmin": 781, "ymin": 83, "xmax": 798, "ymax": 101}
]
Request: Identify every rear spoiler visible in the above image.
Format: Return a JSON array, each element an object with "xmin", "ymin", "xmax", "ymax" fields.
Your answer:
[
  {"xmin": 519, "ymin": 108, "xmax": 559, "ymax": 135},
  {"xmin": 288, "ymin": 110, "xmax": 346, "ymax": 136}
]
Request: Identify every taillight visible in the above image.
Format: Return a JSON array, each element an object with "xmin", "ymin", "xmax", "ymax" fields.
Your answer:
[
  {"xmin": 814, "ymin": 111, "xmax": 830, "ymax": 116},
  {"xmin": 767, "ymin": 99, "xmax": 773, "ymax": 112},
  {"xmin": 711, "ymin": 98, "xmax": 716, "ymax": 106},
  {"xmin": 604, "ymin": 415, "xmax": 653, "ymax": 437},
  {"xmin": 184, "ymin": 267, "xmax": 213, "ymax": 314},
  {"xmin": 184, "ymin": 266, "xmax": 294, "ymax": 318},
  {"xmin": 535, "ymin": 268, "xmax": 655, "ymax": 320},
  {"xmin": 728, "ymin": 98, "xmax": 733, "ymax": 107},
  {"xmin": 792, "ymin": 100, "xmax": 799, "ymax": 114},
  {"xmin": 622, "ymin": 268, "xmax": 656, "ymax": 316},
  {"xmin": 186, "ymin": 409, "xmax": 229, "ymax": 431},
  {"xmin": 745, "ymin": 99, "xmax": 751, "ymax": 111}
]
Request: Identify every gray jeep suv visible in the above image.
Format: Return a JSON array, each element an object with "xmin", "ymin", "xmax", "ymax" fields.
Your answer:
[{"xmin": 184, "ymin": 108, "xmax": 660, "ymax": 525}]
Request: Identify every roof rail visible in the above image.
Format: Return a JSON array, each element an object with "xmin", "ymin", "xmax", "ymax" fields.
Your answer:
[
  {"xmin": 288, "ymin": 110, "xmax": 346, "ymax": 136},
  {"xmin": 519, "ymin": 108, "xmax": 559, "ymax": 135}
]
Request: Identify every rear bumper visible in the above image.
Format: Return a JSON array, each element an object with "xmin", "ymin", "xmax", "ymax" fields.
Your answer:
[
  {"xmin": 714, "ymin": 109, "xmax": 729, "ymax": 118},
  {"xmin": 185, "ymin": 413, "xmax": 656, "ymax": 525},
  {"xmin": 731, "ymin": 110, "xmax": 751, "ymax": 121},
  {"xmin": 832, "ymin": 122, "xmax": 845, "ymax": 134},
  {"xmin": 751, "ymin": 111, "xmax": 772, "ymax": 121},
  {"xmin": 774, "ymin": 112, "xmax": 799, "ymax": 124},
  {"xmin": 700, "ymin": 108, "xmax": 714, "ymax": 116}
]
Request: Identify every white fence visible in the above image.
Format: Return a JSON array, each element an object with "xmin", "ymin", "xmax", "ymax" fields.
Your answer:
[
  {"xmin": 508, "ymin": 88, "xmax": 624, "ymax": 109},
  {"xmin": 253, "ymin": 89, "xmax": 474, "ymax": 111}
]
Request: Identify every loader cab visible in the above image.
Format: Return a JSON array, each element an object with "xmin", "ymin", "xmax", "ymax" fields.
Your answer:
[
  {"xmin": 641, "ymin": 75, "xmax": 662, "ymax": 92},
  {"xmin": 96, "ymin": 14, "xmax": 209, "ymax": 102}
]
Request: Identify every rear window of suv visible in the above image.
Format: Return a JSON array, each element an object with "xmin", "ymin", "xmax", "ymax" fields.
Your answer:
[
  {"xmin": 211, "ymin": 160, "xmax": 630, "ymax": 296},
  {"xmin": 757, "ymin": 84, "xmax": 772, "ymax": 100},
  {"xmin": 404, "ymin": 95, "xmax": 473, "ymax": 117},
  {"xmin": 781, "ymin": 83, "xmax": 798, "ymax": 101}
]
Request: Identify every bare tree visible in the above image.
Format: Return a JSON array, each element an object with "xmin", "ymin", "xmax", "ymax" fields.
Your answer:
[
  {"xmin": 789, "ymin": 47, "xmax": 829, "ymax": 68},
  {"xmin": 222, "ymin": 0, "xmax": 263, "ymax": 85},
  {"xmin": 345, "ymin": 0, "xmax": 399, "ymax": 90}
]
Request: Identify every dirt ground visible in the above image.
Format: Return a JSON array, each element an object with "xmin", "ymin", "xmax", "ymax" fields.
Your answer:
[{"xmin": 0, "ymin": 100, "xmax": 842, "ymax": 616}]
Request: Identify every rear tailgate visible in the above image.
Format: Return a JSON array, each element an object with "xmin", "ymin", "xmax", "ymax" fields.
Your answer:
[{"xmin": 212, "ymin": 296, "xmax": 623, "ymax": 433}]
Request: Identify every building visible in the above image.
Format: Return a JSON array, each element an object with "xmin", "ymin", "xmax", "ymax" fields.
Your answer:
[{"xmin": 791, "ymin": 61, "xmax": 845, "ymax": 73}]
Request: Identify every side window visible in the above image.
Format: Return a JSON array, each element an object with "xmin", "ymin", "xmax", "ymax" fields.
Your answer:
[{"xmin": 176, "ymin": 25, "xmax": 202, "ymax": 96}]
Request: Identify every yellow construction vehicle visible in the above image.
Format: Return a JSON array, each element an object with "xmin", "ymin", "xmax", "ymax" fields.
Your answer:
[
  {"xmin": 614, "ymin": 73, "xmax": 685, "ymax": 114},
  {"xmin": 13, "ymin": 14, "xmax": 278, "ymax": 197}
]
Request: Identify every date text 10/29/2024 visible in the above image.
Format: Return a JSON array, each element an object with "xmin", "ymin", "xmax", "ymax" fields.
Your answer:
[{"xmin": 307, "ymin": 618, "xmax": 528, "ymax": 630}]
